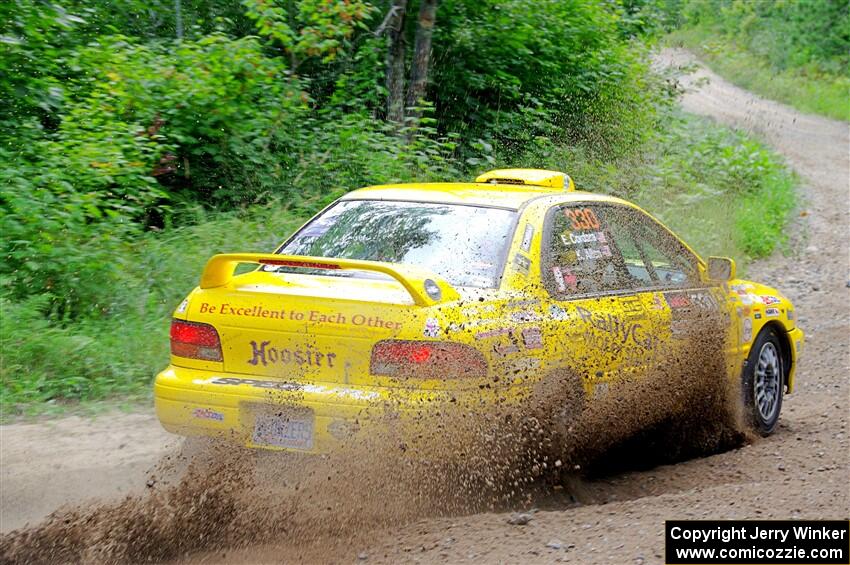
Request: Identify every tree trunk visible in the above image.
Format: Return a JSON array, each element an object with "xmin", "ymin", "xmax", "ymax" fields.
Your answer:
[
  {"xmin": 406, "ymin": 0, "xmax": 438, "ymax": 115},
  {"xmin": 384, "ymin": 0, "xmax": 409, "ymax": 124}
]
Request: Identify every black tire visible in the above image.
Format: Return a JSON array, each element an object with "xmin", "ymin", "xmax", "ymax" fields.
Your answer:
[{"xmin": 742, "ymin": 327, "xmax": 785, "ymax": 436}]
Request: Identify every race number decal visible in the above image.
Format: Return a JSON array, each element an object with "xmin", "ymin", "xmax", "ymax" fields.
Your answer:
[{"xmin": 565, "ymin": 207, "xmax": 601, "ymax": 231}]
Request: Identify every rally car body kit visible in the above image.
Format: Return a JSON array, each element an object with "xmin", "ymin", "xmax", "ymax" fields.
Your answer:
[{"xmin": 155, "ymin": 169, "xmax": 802, "ymax": 451}]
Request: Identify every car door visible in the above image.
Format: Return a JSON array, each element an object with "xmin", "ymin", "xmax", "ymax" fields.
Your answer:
[
  {"xmin": 601, "ymin": 204, "xmax": 736, "ymax": 382},
  {"xmin": 538, "ymin": 201, "xmax": 730, "ymax": 400},
  {"xmin": 538, "ymin": 202, "xmax": 663, "ymax": 401}
]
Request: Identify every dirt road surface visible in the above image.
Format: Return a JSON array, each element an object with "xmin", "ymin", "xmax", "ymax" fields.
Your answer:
[
  {"xmin": 1, "ymin": 48, "xmax": 848, "ymax": 563},
  {"xmin": 0, "ymin": 414, "xmax": 179, "ymax": 532}
]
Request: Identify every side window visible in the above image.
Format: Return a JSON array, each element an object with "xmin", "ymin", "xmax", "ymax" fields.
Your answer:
[
  {"xmin": 613, "ymin": 231, "xmax": 654, "ymax": 286},
  {"xmin": 542, "ymin": 203, "xmax": 700, "ymax": 298},
  {"xmin": 606, "ymin": 207, "xmax": 700, "ymax": 288}
]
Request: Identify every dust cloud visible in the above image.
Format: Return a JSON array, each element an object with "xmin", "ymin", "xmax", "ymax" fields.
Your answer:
[{"xmin": 0, "ymin": 327, "xmax": 746, "ymax": 564}]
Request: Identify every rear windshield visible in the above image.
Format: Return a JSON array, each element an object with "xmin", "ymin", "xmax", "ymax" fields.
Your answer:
[{"xmin": 274, "ymin": 200, "xmax": 517, "ymax": 289}]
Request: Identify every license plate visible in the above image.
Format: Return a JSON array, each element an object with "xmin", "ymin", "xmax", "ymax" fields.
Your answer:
[{"xmin": 252, "ymin": 410, "xmax": 314, "ymax": 450}]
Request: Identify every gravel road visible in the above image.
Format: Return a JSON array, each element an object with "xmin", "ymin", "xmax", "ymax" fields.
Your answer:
[{"xmin": 1, "ymin": 48, "xmax": 847, "ymax": 563}]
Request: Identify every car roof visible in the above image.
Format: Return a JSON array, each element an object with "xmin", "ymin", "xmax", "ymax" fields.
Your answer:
[{"xmin": 341, "ymin": 182, "xmax": 626, "ymax": 210}]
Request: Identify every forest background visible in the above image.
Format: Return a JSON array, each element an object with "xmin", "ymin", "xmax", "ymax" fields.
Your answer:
[{"xmin": 1, "ymin": 0, "xmax": 847, "ymax": 414}]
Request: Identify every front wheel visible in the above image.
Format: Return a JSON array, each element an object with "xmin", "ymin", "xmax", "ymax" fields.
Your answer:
[{"xmin": 742, "ymin": 328, "xmax": 785, "ymax": 436}]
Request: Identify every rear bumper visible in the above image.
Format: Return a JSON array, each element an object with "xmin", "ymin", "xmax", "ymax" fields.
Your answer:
[{"xmin": 154, "ymin": 365, "xmax": 513, "ymax": 453}]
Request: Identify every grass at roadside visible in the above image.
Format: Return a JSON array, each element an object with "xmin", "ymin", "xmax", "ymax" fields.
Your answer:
[
  {"xmin": 1, "ymin": 207, "xmax": 308, "ymax": 419},
  {"xmin": 622, "ymin": 113, "xmax": 797, "ymax": 262},
  {"xmin": 0, "ymin": 113, "xmax": 798, "ymax": 419},
  {"xmin": 667, "ymin": 27, "xmax": 850, "ymax": 122}
]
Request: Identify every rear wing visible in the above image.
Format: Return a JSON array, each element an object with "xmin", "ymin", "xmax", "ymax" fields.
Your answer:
[{"xmin": 199, "ymin": 253, "xmax": 460, "ymax": 307}]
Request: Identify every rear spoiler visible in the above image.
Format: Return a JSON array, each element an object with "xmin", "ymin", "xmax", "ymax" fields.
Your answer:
[{"xmin": 199, "ymin": 253, "xmax": 460, "ymax": 307}]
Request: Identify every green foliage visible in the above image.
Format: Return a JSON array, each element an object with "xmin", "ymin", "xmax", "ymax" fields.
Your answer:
[
  {"xmin": 0, "ymin": 1, "xmax": 85, "ymax": 126},
  {"xmin": 678, "ymin": 0, "xmax": 849, "ymax": 73},
  {"xmin": 0, "ymin": 0, "xmax": 801, "ymax": 413},
  {"xmin": 68, "ymin": 33, "xmax": 308, "ymax": 205},
  {"xmin": 243, "ymin": 0, "xmax": 375, "ymax": 65},
  {"xmin": 1, "ymin": 295, "xmax": 161, "ymax": 409},
  {"xmin": 1, "ymin": 33, "xmax": 306, "ymax": 316},
  {"xmin": 668, "ymin": 26, "xmax": 850, "ymax": 121},
  {"xmin": 0, "ymin": 0, "xmax": 256, "ymax": 127},
  {"xmin": 1, "ymin": 203, "xmax": 307, "ymax": 416},
  {"xmin": 431, "ymin": 0, "xmax": 662, "ymax": 152},
  {"xmin": 634, "ymin": 114, "xmax": 797, "ymax": 260},
  {"xmin": 665, "ymin": 0, "xmax": 849, "ymax": 120}
]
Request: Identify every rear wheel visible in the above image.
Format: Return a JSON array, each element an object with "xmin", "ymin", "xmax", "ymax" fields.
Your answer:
[{"xmin": 742, "ymin": 328, "xmax": 784, "ymax": 436}]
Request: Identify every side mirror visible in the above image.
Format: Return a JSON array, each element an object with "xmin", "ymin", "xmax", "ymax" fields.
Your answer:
[{"xmin": 707, "ymin": 256, "xmax": 736, "ymax": 281}]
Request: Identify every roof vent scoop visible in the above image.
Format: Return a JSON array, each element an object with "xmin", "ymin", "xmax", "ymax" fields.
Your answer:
[{"xmin": 475, "ymin": 168, "xmax": 575, "ymax": 191}]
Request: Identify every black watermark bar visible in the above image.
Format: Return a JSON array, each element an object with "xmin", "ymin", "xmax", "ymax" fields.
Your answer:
[{"xmin": 665, "ymin": 520, "xmax": 849, "ymax": 564}]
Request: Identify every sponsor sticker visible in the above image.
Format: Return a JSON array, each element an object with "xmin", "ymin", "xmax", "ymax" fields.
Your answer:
[
  {"xmin": 742, "ymin": 318, "xmax": 753, "ymax": 343},
  {"xmin": 665, "ymin": 290, "xmax": 718, "ymax": 311},
  {"xmin": 562, "ymin": 267, "xmax": 577, "ymax": 289},
  {"xmin": 521, "ymin": 223, "xmax": 534, "ymax": 252},
  {"xmin": 664, "ymin": 292, "xmax": 691, "ymax": 309},
  {"xmin": 688, "ymin": 290, "xmax": 719, "ymax": 310},
  {"xmin": 176, "ymin": 298, "xmax": 189, "ymax": 314},
  {"xmin": 192, "ymin": 407, "xmax": 224, "ymax": 421},
  {"xmin": 211, "ymin": 377, "xmax": 304, "ymax": 391},
  {"xmin": 475, "ymin": 327, "xmax": 511, "ymax": 340},
  {"xmin": 552, "ymin": 266, "xmax": 567, "ymax": 292},
  {"xmin": 620, "ymin": 296, "xmax": 646, "ymax": 320},
  {"xmin": 576, "ymin": 306, "xmax": 658, "ymax": 350},
  {"xmin": 551, "ymin": 265, "xmax": 577, "ymax": 292},
  {"xmin": 760, "ymin": 295, "xmax": 782, "ymax": 305},
  {"xmin": 247, "ymin": 340, "xmax": 337, "ymax": 368},
  {"xmin": 510, "ymin": 310, "xmax": 542, "ymax": 323},
  {"xmin": 549, "ymin": 304, "xmax": 569, "ymax": 321},
  {"xmin": 494, "ymin": 343, "xmax": 521, "ymax": 356},
  {"xmin": 200, "ymin": 302, "xmax": 401, "ymax": 330},
  {"xmin": 208, "ymin": 378, "xmax": 378, "ymax": 400},
  {"xmin": 513, "ymin": 254, "xmax": 531, "ymax": 274},
  {"xmin": 754, "ymin": 311, "xmax": 763, "ymax": 320},
  {"xmin": 521, "ymin": 327, "xmax": 543, "ymax": 349},
  {"xmin": 765, "ymin": 307, "xmax": 781, "ymax": 317},
  {"xmin": 423, "ymin": 318, "xmax": 440, "ymax": 338},
  {"xmin": 505, "ymin": 298, "xmax": 540, "ymax": 309}
]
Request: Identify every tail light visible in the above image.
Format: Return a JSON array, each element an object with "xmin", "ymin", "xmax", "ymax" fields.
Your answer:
[
  {"xmin": 170, "ymin": 319, "xmax": 223, "ymax": 362},
  {"xmin": 370, "ymin": 340, "xmax": 487, "ymax": 379}
]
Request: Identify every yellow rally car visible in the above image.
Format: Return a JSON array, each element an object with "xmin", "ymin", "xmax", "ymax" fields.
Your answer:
[{"xmin": 155, "ymin": 169, "xmax": 803, "ymax": 451}]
